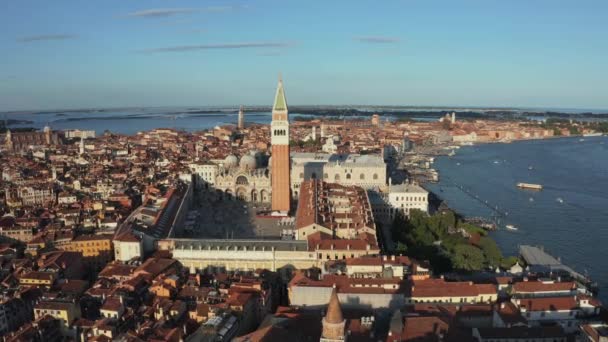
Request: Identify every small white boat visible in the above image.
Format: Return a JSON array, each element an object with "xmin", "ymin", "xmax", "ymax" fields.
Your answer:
[
  {"xmin": 579, "ymin": 138, "xmax": 585, "ymax": 142},
  {"xmin": 456, "ymin": 162, "xmax": 461, "ymax": 166},
  {"xmin": 505, "ymin": 224, "xmax": 518, "ymax": 231},
  {"xmin": 528, "ymin": 166, "xmax": 534, "ymax": 170},
  {"xmin": 493, "ymin": 161, "xmax": 500, "ymax": 164},
  {"xmin": 529, "ymin": 197, "xmax": 534, "ymax": 202},
  {"xmin": 556, "ymin": 197, "xmax": 564, "ymax": 203}
]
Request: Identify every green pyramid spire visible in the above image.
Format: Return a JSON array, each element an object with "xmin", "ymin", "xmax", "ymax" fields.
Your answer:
[{"xmin": 272, "ymin": 76, "xmax": 287, "ymax": 112}]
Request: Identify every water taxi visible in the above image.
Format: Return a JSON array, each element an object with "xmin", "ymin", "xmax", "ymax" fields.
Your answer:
[
  {"xmin": 505, "ymin": 224, "xmax": 518, "ymax": 231},
  {"xmin": 517, "ymin": 183, "xmax": 543, "ymax": 190}
]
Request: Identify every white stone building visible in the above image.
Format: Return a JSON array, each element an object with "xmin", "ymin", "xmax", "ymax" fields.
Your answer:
[
  {"xmin": 188, "ymin": 162, "xmax": 219, "ymax": 188},
  {"xmin": 113, "ymin": 231, "xmax": 144, "ymax": 262},
  {"xmin": 369, "ymin": 182, "xmax": 429, "ymax": 223},
  {"xmin": 290, "ymin": 153, "xmax": 387, "ymax": 197}
]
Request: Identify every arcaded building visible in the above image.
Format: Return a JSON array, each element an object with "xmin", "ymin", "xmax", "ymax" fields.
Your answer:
[
  {"xmin": 290, "ymin": 153, "xmax": 387, "ymax": 198},
  {"xmin": 213, "ymin": 153, "xmax": 272, "ymax": 203}
]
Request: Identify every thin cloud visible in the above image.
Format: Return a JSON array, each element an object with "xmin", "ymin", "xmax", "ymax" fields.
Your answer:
[
  {"xmin": 139, "ymin": 42, "xmax": 292, "ymax": 53},
  {"xmin": 126, "ymin": 8, "xmax": 199, "ymax": 18},
  {"xmin": 257, "ymin": 51, "xmax": 282, "ymax": 56},
  {"xmin": 355, "ymin": 36, "xmax": 400, "ymax": 44},
  {"xmin": 17, "ymin": 34, "xmax": 77, "ymax": 43},
  {"xmin": 126, "ymin": 5, "xmax": 246, "ymax": 18}
]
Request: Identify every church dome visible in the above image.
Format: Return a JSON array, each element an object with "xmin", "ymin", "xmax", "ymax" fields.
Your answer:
[
  {"xmin": 239, "ymin": 155, "xmax": 257, "ymax": 170},
  {"xmin": 224, "ymin": 155, "xmax": 238, "ymax": 168}
]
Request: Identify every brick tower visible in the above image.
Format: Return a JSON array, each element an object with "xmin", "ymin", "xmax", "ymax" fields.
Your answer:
[
  {"xmin": 237, "ymin": 105, "xmax": 244, "ymax": 130},
  {"xmin": 321, "ymin": 289, "xmax": 346, "ymax": 342},
  {"xmin": 270, "ymin": 75, "xmax": 291, "ymax": 213}
]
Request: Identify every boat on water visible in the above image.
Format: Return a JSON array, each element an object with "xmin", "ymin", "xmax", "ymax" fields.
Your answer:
[
  {"xmin": 493, "ymin": 160, "xmax": 500, "ymax": 164},
  {"xmin": 583, "ymin": 133, "xmax": 603, "ymax": 137},
  {"xmin": 517, "ymin": 182, "xmax": 543, "ymax": 190},
  {"xmin": 556, "ymin": 197, "xmax": 564, "ymax": 203},
  {"xmin": 579, "ymin": 138, "xmax": 585, "ymax": 142},
  {"xmin": 528, "ymin": 165, "xmax": 534, "ymax": 170},
  {"xmin": 448, "ymin": 150, "xmax": 456, "ymax": 157},
  {"xmin": 529, "ymin": 197, "xmax": 534, "ymax": 202},
  {"xmin": 505, "ymin": 224, "xmax": 518, "ymax": 231}
]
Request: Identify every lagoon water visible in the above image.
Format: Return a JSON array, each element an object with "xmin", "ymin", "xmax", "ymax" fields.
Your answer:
[
  {"xmin": 3, "ymin": 108, "xmax": 408, "ymax": 135},
  {"xmin": 425, "ymin": 136, "xmax": 608, "ymax": 301},
  {"xmin": 4, "ymin": 108, "xmax": 274, "ymax": 135}
]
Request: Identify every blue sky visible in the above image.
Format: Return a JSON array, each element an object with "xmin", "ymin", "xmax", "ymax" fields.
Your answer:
[{"xmin": 1, "ymin": 0, "xmax": 607, "ymax": 111}]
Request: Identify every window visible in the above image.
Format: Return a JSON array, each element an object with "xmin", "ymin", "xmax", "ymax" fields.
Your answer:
[
  {"xmin": 323, "ymin": 173, "xmax": 328, "ymax": 179},
  {"xmin": 360, "ymin": 174, "xmax": 365, "ymax": 180},
  {"xmin": 373, "ymin": 173, "xmax": 378, "ymax": 180},
  {"xmin": 346, "ymin": 174, "xmax": 351, "ymax": 180},
  {"xmin": 334, "ymin": 174, "xmax": 340, "ymax": 181}
]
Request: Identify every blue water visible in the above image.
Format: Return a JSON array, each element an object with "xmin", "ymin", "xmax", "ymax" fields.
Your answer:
[
  {"xmin": 3, "ymin": 108, "xmax": 275, "ymax": 135},
  {"xmin": 426, "ymin": 136, "xmax": 608, "ymax": 301},
  {"xmin": 2, "ymin": 108, "xmax": 403, "ymax": 135}
]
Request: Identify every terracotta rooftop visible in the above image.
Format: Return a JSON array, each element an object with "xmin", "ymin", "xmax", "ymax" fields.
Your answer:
[
  {"xmin": 296, "ymin": 180, "xmax": 375, "ymax": 234},
  {"xmin": 516, "ymin": 296, "xmax": 578, "ymax": 312},
  {"xmin": 512, "ymin": 280, "xmax": 576, "ymax": 293},
  {"xmin": 411, "ymin": 278, "xmax": 497, "ymax": 298}
]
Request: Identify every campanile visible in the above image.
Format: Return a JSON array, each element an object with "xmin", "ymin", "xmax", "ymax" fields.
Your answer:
[{"xmin": 270, "ymin": 76, "xmax": 291, "ymax": 213}]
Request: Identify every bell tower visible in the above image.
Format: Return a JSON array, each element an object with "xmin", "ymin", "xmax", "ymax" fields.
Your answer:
[
  {"xmin": 270, "ymin": 75, "xmax": 291, "ymax": 213},
  {"xmin": 321, "ymin": 289, "xmax": 346, "ymax": 342}
]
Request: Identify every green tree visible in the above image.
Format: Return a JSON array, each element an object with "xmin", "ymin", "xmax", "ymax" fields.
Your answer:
[
  {"xmin": 500, "ymin": 256, "xmax": 519, "ymax": 269},
  {"xmin": 478, "ymin": 237, "xmax": 502, "ymax": 267},
  {"xmin": 395, "ymin": 242, "xmax": 408, "ymax": 254},
  {"xmin": 390, "ymin": 212, "xmax": 407, "ymax": 242},
  {"xmin": 569, "ymin": 126, "xmax": 580, "ymax": 135},
  {"xmin": 451, "ymin": 244, "xmax": 485, "ymax": 271}
]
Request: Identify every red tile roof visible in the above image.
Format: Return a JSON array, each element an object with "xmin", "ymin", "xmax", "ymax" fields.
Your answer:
[
  {"xmin": 512, "ymin": 281, "xmax": 576, "ymax": 293},
  {"xmin": 516, "ymin": 296, "xmax": 577, "ymax": 312}
]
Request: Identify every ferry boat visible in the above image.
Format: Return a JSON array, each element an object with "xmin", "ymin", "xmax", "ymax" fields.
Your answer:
[
  {"xmin": 505, "ymin": 224, "xmax": 518, "ymax": 231},
  {"xmin": 517, "ymin": 182, "xmax": 543, "ymax": 190}
]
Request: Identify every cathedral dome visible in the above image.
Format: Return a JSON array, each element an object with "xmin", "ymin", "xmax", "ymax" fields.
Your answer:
[
  {"xmin": 224, "ymin": 155, "xmax": 238, "ymax": 168},
  {"xmin": 239, "ymin": 155, "xmax": 257, "ymax": 170}
]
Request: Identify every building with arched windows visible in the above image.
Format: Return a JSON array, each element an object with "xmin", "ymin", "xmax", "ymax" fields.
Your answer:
[
  {"xmin": 213, "ymin": 165, "xmax": 272, "ymax": 203},
  {"xmin": 290, "ymin": 152, "xmax": 386, "ymax": 198}
]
